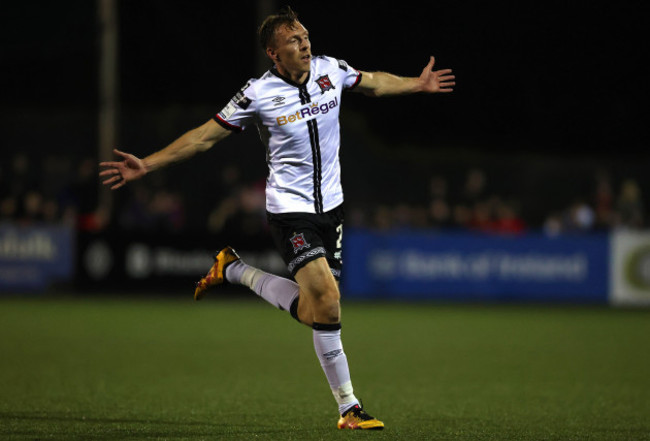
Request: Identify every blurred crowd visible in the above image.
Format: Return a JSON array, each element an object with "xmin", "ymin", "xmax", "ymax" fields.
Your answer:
[
  {"xmin": 1, "ymin": 154, "xmax": 94, "ymax": 228},
  {"xmin": 542, "ymin": 171, "xmax": 645, "ymax": 236},
  {"xmin": 1, "ymin": 153, "xmax": 646, "ymax": 237},
  {"xmin": 352, "ymin": 168, "xmax": 645, "ymax": 236}
]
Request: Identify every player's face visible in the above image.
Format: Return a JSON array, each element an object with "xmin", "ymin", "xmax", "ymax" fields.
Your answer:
[{"xmin": 269, "ymin": 21, "xmax": 311, "ymax": 81}]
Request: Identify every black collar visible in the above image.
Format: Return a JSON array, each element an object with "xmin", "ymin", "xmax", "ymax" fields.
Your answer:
[{"xmin": 270, "ymin": 66, "xmax": 310, "ymax": 88}]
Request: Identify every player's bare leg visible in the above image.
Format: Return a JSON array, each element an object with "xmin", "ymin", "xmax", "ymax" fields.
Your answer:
[
  {"xmin": 294, "ymin": 258, "xmax": 384, "ymax": 430},
  {"xmin": 195, "ymin": 250, "xmax": 383, "ymax": 429},
  {"xmin": 293, "ymin": 258, "xmax": 340, "ymax": 326}
]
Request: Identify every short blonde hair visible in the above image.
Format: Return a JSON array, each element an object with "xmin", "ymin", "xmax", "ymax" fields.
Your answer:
[{"xmin": 258, "ymin": 6, "xmax": 299, "ymax": 50}]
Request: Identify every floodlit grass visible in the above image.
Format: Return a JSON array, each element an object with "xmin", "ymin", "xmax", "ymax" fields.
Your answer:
[{"xmin": 1, "ymin": 296, "xmax": 649, "ymax": 440}]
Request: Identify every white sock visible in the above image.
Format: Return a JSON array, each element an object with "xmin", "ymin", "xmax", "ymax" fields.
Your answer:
[
  {"xmin": 313, "ymin": 329, "xmax": 360, "ymax": 415},
  {"xmin": 225, "ymin": 260, "xmax": 299, "ymax": 311}
]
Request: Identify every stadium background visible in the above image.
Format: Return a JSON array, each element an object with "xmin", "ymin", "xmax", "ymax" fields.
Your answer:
[
  {"xmin": 2, "ymin": 0, "xmax": 649, "ymax": 297},
  {"xmin": 1, "ymin": 2, "xmax": 650, "ymax": 439}
]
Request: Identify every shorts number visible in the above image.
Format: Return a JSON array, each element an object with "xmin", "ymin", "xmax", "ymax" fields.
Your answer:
[{"xmin": 336, "ymin": 224, "xmax": 343, "ymax": 250}]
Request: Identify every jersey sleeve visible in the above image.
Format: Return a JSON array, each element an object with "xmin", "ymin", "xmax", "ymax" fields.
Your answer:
[
  {"xmin": 213, "ymin": 80, "xmax": 256, "ymax": 133},
  {"xmin": 333, "ymin": 58, "xmax": 362, "ymax": 90}
]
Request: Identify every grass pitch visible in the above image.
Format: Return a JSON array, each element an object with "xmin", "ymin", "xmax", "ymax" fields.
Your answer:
[{"xmin": 1, "ymin": 296, "xmax": 649, "ymax": 440}]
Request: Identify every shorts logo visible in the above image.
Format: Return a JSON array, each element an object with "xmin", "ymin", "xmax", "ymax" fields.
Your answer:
[
  {"xmin": 290, "ymin": 233, "xmax": 310, "ymax": 254},
  {"xmin": 316, "ymin": 74, "xmax": 335, "ymax": 94}
]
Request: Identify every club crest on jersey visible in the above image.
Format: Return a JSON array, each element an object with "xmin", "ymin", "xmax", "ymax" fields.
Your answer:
[
  {"xmin": 315, "ymin": 75, "xmax": 335, "ymax": 94},
  {"xmin": 290, "ymin": 233, "xmax": 310, "ymax": 254}
]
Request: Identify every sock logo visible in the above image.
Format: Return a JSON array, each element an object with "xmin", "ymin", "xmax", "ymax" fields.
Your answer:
[
  {"xmin": 290, "ymin": 233, "xmax": 310, "ymax": 254},
  {"xmin": 323, "ymin": 349, "xmax": 342, "ymax": 360}
]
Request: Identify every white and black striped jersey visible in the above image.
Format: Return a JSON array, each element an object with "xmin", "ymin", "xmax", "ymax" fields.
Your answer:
[{"xmin": 214, "ymin": 55, "xmax": 362, "ymax": 214}]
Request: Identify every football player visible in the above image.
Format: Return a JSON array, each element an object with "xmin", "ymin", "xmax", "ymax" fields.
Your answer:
[{"xmin": 100, "ymin": 6, "xmax": 454, "ymax": 430}]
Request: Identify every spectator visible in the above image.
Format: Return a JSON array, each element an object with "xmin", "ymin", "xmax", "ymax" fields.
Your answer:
[
  {"xmin": 41, "ymin": 199, "xmax": 60, "ymax": 223},
  {"xmin": 119, "ymin": 184, "xmax": 153, "ymax": 231},
  {"xmin": 206, "ymin": 165, "xmax": 245, "ymax": 233},
  {"xmin": 543, "ymin": 212, "xmax": 563, "ymax": 237},
  {"xmin": 458, "ymin": 168, "xmax": 487, "ymax": 207},
  {"xmin": 428, "ymin": 197, "xmax": 452, "ymax": 229},
  {"xmin": 451, "ymin": 203, "xmax": 473, "ymax": 229},
  {"xmin": 149, "ymin": 189, "xmax": 186, "ymax": 232},
  {"xmin": 347, "ymin": 206, "xmax": 368, "ymax": 228},
  {"xmin": 67, "ymin": 158, "xmax": 106, "ymax": 231},
  {"xmin": 8, "ymin": 153, "xmax": 38, "ymax": 200},
  {"xmin": 392, "ymin": 203, "xmax": 414, "ymax": 230},
  {"xmin": 373, "ymin": 205, "xmax": 393, "ymax": 230},
  {"xmin": 232, "ymin": 180, "xmax": 267, "ymax": 236},
  {"xmin": 429, "ymin": 175, "xmax": 448, "ymax": 200},
  {"xmin": 593, "ymin": 170, "xmax": 614, "ymax": 229},
  {"xmin": 0, "ymin": 197, "xmax": 18, "ymax": 221},
  {"xmin": 468, "ymin": 199, "xmax": 494, "ymax": 232},
  {"xmin": 207, "ymin": 195, "xmax": 239, "ymax": 233},
  {"xmin": 614, "ymin": 179, "xmax": 644, "ymax": 229},
  {"xmin": 563, "ymin": 199, "xmax": 596, "ymax": 232},
  {"xmin": 492, "ymin": 199, "xmax": 525, "ymax": 234},
  {"xmin": 208, "ymin": 179, "xmax": 266, "ymax": 238},
  {"xmin": 20, "ymin": 190, "xmax": 44, "ymax": 224}
]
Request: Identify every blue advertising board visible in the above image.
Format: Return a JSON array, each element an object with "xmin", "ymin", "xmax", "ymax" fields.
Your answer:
[
  {"xmin": 0, "ymin": 223, "xmax": 74, "ymax": 292},
  {"xmin": 342, "ymin": 230, "xmax": 609, "ymax": 302}
]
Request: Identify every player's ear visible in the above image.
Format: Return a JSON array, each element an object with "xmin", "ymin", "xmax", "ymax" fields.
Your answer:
[{"xmin": 266, "ymin": 47, "xmax": 279, "ymax": 62}]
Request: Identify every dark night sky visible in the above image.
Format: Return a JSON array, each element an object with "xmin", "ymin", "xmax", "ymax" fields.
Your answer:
[{"xmin": 2, "ymin": 1, "xmax": 649, "ymax": 158}]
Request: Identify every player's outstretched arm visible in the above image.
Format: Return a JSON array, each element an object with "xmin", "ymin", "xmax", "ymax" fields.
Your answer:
[
  {"xmin": 99, "ymin": 119, "xmax": 231, "ymax": 190},
  {"xmin": 355, "ymin": 56, "xmax": 455, "ymax": 97}
]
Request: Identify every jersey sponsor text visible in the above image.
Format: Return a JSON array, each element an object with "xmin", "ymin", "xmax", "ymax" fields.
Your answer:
[{"xmin": 276, "ymin": 97, "xmax": 339, "ymax": 126}]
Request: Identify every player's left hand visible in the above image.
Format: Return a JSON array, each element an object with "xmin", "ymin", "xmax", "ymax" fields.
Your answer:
[{"xmin": 419, "ymin": 56, "xmax": 455, "ymax": 93}]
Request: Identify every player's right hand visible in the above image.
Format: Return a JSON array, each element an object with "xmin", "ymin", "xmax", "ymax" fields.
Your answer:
[{"xmin": 99, "ymin": 149, "xmax": 147, "ymax": 190}]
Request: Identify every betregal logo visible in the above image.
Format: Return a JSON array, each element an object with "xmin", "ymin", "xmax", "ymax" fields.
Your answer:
[{"xmin": 276, "ymin": 97, "xmax": 339, "ymax": 126}]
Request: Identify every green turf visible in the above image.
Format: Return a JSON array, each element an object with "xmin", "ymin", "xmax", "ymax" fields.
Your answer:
[{"xmin": 1, "ymin": 296, "xmax": 649, "ymax": 440}]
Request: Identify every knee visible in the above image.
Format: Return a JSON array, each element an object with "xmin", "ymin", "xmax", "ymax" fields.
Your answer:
[
  {"xmin": 311, "ymin": 286, "xmax": 341, "ymax": 322},
  {"xmin": 312, "ymin": 285, "xmax": 340, "ymax": 306}
]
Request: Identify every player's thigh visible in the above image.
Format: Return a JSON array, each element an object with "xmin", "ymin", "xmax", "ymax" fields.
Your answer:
[{"xmin": 294, "ymin": 257, "xmax": 340, "ymax": 302}]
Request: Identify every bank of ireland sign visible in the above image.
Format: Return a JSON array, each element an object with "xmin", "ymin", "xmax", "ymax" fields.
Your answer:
[{"xmin": 611, "ymin": 230, "xmax": 650, "ymax": 306}]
